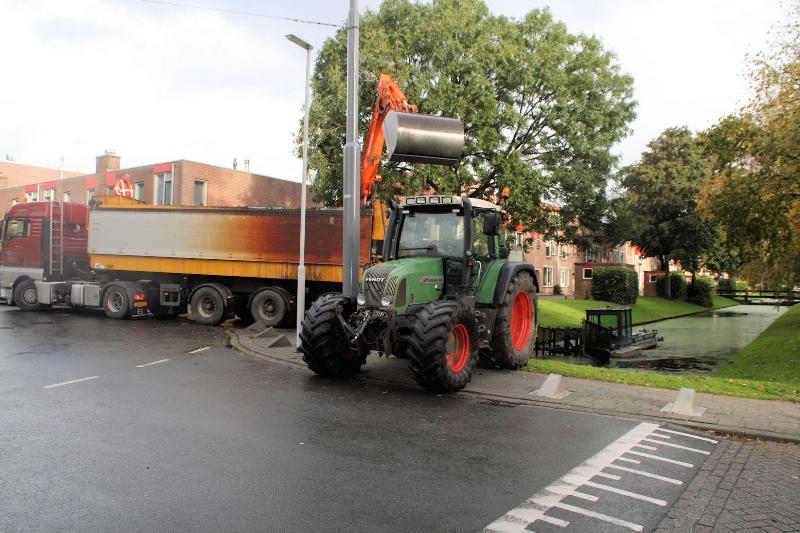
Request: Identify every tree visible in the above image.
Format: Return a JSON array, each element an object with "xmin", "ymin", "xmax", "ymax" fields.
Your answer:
[
  {"xmin": 621, "ymin": 127, "xmax": 713, "ymax": 298},
  {"xmin": 303, "ymin": 0, "xmax": 636, "ymax": 241},
  {"xmin": 699, "ymin": 5, "xmax": 800, "ymax": 287}
]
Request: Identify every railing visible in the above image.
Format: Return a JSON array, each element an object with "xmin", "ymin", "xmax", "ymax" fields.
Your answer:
[
  {"xmin": 581, "ymin": 320, "xmax": 613, "ymax": 353},
  {"xmin": 716, "ymin": 288, "xmax": 799, "ymax": 304},
  {"xmin": 534, "ymin": 327, "xmax": 583, "ymax": 357}
]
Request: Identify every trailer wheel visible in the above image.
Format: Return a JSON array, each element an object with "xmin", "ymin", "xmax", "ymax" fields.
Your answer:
[
  {"xmin": 407, "ymin": 301, "xmax": 478, "ymax": 392},
  {"xmin": 14, "ymin": 279, "xmax": 43, "ymax": 312},
  {"xmin": 250, "ymin": 288, "xmax": 287, "ymax": 327},
  {"xmin": 299, "ymin": 293, "xmax": 366, "ymax": 378},
  {"xmin": 189, "ymin": 287, "xmax": 226, "ymax": 326},
  {"xmin": 481, "ymin": 272, "xmax": 537, "ymax": 369},
  {"xmin": 102, "ymin": 286, "xmax": 130, "ymax": 319}
]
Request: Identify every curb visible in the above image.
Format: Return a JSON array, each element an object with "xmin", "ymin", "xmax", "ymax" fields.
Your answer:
[{"xmin": 227, "ymin": 329, "xmax": 800, "ymax": 445}]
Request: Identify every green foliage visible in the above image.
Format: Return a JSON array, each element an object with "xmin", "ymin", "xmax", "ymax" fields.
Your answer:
[
  {"xmin": 620, "ymin": 127, "xmax": 715, "ymax": 297},
  {"xmin": 717, "ymin": 278, "xmax": 735, "ymax": 291},
  {"xmin": 656, "ymin": 273, "xmax": 687, "ymax": 300},
  {"xmin": 686, "ymin": 277, "xmax": 714, "ymax": 307},
  {"xmin": 304, "ymin": 0, "xmax": 636, "ymax": 243},
  {"xmin": 591, "ymin": 267, "xmax": 638, "ymax": 304},
  {"xmin": 699, "ymin": 6, "xmax": 800, "ymax": 287}
]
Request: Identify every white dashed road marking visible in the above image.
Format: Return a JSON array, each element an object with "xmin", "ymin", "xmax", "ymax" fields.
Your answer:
[
  {"xmin": 188, "ymin": 346, "xmax": 211, "ymax": 354},
  {"xmin": 136, "ymin": 358, "xmax": 171, "ymax": 368},
  {"xmin": 44, "ymin": 376, "xmax": 99, "ymax": 389},
  {"xmin": 483, "ymin": 423, "xmax": 717, "ymax": 533}
]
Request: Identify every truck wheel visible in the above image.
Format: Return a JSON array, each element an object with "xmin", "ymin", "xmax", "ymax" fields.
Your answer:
[
  {"xmin": 14, "ymin": 279, "xmax": 42, "ymax": 312},
  {"xmin": 407, "ymin": 301, "xmax": 478, "ymax": 392},
  {"xmin": 482, "ymin": 272, "xmax": 537, "ymax": 369},
  {"xmin": 250, "ymin": 288, "xmax": 287, "ymax": 327},
  {"xmin": 189, "ymin": 287, "xmax": 225, "ymax": 326},
  {"xmin": 102, "ymin": 286, "xmax": 130, "ymax": 319},
  {"xmin": 299, "ymin": 293, "xmax": 366, "ymax": 378}
]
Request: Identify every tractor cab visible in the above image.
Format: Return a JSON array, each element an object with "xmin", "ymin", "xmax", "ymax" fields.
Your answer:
[{"xmin": 358, "ymin": 195, "xmax": 505, "ymax": 314}]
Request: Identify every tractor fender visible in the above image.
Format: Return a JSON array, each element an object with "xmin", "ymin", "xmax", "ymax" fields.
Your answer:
[
  {"xmin": 491, "ymin": 262, "xmax": 539, "ymax": 305},
  {"xmin": 189, "ymin": 282, "xmax": 235, "ymax": 319}
]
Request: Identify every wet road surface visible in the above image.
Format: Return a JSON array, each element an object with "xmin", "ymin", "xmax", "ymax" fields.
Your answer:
[{"xmin": 1, "ymin": 306, "xmax": 714, "ymax": 532}]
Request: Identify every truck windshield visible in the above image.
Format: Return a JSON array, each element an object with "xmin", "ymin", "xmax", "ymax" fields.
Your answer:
[{"xmin": 397, "ymin": 211, "xmax": 464, "ymax": 258}]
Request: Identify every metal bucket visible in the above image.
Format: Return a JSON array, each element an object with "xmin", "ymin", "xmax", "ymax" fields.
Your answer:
[{"xmin": 382, "ymin": 111, "xmax": 464, "ymax": 166}]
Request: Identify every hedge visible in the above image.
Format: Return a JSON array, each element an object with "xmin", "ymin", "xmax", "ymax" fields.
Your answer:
[
  {"xmin": 687, "ymin": 277, "xmax": 714, "ymax": 307},
  {"xmin": 591, "ymin": 267, "xmax": 639, "ymax": 304},
  {"xmin": 656, "ymin": 273, "xmax": 687, "ymax": 299}
]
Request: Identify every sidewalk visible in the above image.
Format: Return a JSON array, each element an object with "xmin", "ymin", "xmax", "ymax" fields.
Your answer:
[{"xmin": 228, "ymin": 327, "xmax": 800, "ymax": 443}]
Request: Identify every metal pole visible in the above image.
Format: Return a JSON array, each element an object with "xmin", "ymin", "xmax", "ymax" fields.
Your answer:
[
  {"xmin": 286, "ymin": 34, "xmax": 314, "ymax": 349},
  {"xmin": 342, "ymin": 0, "xmax": 360, "ymax": 297}
]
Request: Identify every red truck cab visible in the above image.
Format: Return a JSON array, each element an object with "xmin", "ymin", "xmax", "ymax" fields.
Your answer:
[{"xmin": 0, "ymin": 202, "xmax": 90, "ymax": 305}]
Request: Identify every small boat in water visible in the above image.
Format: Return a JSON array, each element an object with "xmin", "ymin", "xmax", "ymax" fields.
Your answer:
[{"xmin": 582, "ymin": 307, "xmax": 662, "ymax": 361}]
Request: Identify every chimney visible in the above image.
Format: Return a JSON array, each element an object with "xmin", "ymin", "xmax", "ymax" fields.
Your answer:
[{"xmin": 96, "ymin": 149, "xmax": 121, "ymax": 176}]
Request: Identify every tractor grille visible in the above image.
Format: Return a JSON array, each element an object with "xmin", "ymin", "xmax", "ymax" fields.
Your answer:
[{"xmin": 362, "ymin": 265, "xmax": 397, "ymax": 307}]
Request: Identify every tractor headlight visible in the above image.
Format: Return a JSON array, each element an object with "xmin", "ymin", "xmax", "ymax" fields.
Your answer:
[
  {"xmin": 380, "ymin": 295, "xmax": 392, "ymax": 307},
  {"xmin": 357, "ymin": 293, "xmax": 366, "ymax": 306}
]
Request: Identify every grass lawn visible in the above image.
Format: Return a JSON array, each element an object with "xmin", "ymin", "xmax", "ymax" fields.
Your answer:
[
  {"xmin": 526, "ymin": 359, "xmax": 800, "ymax": 402},
  {"xmin": 716, "ymin": 303, "xmax": 800, "ymax": 384},
  {"xmin": 538, "ymin": 295, "xmax": 738, "ymax": 328}
]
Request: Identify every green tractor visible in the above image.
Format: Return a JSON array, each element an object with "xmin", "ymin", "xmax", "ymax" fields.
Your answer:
[{"xmin": 299, "ymin": 194, "xmax": 539, "ymax": 392}]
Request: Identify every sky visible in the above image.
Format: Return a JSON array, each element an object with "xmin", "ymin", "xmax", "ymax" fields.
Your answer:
[{"xmin": 0, "ymin": 0, "xmax": 786, "ymax": 181}]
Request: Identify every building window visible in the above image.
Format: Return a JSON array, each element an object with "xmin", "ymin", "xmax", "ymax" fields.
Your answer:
[
  {"xmin": 134, "ymin": 182, "xmax": 144, "ymax": 201},
  {"xmin": 543, "ymin": 266, "xmax": 553, "ymax": 287},
  {"xmin": 560, "ymin": 267, "xmax": 570, "ymax": 288},
  {"xmin": 155, "ymin": 172, "xmax": 173, "ymax": 205},
  {"xmin": 612, "ymin": 247, "xmax": 625, "ymax": 264},
  {"xmin": 514, "ymin": 232, "xmax": 524, "ymax": 248},
  {"xmin": 584, "ymin": 247, "xmax": 597, "ymax": 262},
  {"xmin": 545, "ymin": 240, "xmax": 556, "ymax": 257},
  {"xmin": 107, "ymin": 186, "xmax": 114, "ymax": 196},
  {"xmin": 87, "ymin": 189, "xmax": 95, "ymax": 204},
  {"xmin": 583, "ymin": 267, "xmax": 593, "ymax": 280},
  {"xmin": 194, "ymin": 180, "xmax": 207, "ymax": 206},
  {"xmin": 25, "ymin": 191, "xmax": 38, "ymax": 202},
  {"xmin": 648, "ymin": 274, "xmax": 658, "ymax": 283},
  {"xmin": 63, "ymin": 191, "xmax": 71, "ymax": 203},
  {"xmin": 43, "ymin": 189, "xmax": 55, "ymax": 202},
  {"xmin": 559, "ymin": 244, "xmax": 568, "ymax": 258}
]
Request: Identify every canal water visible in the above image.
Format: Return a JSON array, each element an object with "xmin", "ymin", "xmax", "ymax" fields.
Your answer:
[{"xmin": 562, "ymin": 305, "xmax": 787, "ymax": 374}]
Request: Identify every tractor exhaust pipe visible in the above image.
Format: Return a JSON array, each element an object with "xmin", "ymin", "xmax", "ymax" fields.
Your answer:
[{"xmin": 383, "ymin": 111, "xmax": 464, "ymax": 166}]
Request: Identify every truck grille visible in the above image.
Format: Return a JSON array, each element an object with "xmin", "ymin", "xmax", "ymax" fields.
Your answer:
[{"xmin": 362, "ymin": 265, "xmax": 397, "ymax": 307}]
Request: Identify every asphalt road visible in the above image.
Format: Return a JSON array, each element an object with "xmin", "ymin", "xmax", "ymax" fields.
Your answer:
[{"xmin": 0, "ymin": 306, "xmax": 714, "ymax": 532}]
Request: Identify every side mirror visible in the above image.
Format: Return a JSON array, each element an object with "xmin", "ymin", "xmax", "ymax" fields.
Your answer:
[{"xmin": 482, "ymin": 212, "xmax": 500, "ymax": 236}]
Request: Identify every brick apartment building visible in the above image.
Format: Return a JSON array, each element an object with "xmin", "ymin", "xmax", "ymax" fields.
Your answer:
[
  {"xmin": 0, "ymin": 151, "xmax": 310, "ymax": 218},
  {"xmin": 512, "ymin": 230, "xmax": 659, "ymax": 297}
]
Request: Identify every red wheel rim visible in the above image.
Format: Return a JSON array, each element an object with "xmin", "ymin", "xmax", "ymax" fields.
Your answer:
[
  {"xmin": 510, "ymin": 292, "xmax": 533, "ymax": 350},
  {"xmin": 446, "ymin": 323, "xmax": 470, "ymax": 372}
]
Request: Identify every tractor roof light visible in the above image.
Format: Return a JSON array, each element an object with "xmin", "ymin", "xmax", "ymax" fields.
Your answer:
[
  {"xmin": 416, "ymin": 196, "xmax": 427, "ymax": 204},
  {"xmin": 429, "ymin": 196, "xmax": 440, "ymax": 204},
  {"xmin": 406, "ymin": 197, "xmax": 416, "ymax": 205}
]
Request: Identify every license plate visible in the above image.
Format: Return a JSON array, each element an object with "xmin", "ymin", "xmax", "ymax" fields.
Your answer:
[{"xmin": 134, "ymin": 301, "xmax": 148, "ymax": 308}]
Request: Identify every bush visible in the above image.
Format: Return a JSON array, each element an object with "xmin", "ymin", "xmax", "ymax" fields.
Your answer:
[
  {"xmin": 591, "ymin": 267, "xmax": 638, "ymax": 304},
  {"xmin": 656, "ymin": 273, "xmax": 687, "ymax": 299},
  {"xmin": 717, "ymin": 278, "xmax": 734, "ymax": 291},
  {"xmin": 687, "ymin": 277, "xmax": 714, "ymax": 307},
  {"xmin": 554, "ymin": 284, "xmax": 562, "ymax": 296}
]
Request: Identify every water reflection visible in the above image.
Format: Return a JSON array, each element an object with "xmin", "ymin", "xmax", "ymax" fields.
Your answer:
[{"xmin": 553, "ymin": 305, "xmax": 787, "ymax": 374}]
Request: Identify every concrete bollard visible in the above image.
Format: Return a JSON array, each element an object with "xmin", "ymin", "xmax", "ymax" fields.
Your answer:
[
  {"xmin": 661, "ymin": 387, "xmax": 706, "ymax": 417},
  {"xmin": 531, "ymin": 373, "xmax": 571, "ymax": 399}
]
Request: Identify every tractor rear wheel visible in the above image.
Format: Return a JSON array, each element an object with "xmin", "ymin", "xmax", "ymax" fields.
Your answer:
[
  {"xmin": 407, "ymin": 301, "xmax": 478, "ymax": 392},
  {"xmin": 299, "ymin": 293, "xmax": 366, "ymax": 378},
  {"xmin": 482, "ymin": 272, "xmax": 537, "ymax": 369}
]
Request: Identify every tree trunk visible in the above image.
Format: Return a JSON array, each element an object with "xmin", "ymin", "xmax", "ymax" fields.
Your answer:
[{"xmin": 660, "ymin": 255, "xmax": 671, "ymax": 299}]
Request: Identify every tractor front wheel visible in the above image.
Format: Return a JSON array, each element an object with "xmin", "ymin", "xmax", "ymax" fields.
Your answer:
[
  {"xmin": 407, "ymin": 301, "xmax": 478, "ymax": 392},
  {"xmin": 482, "ymin": 272, "xmax": 537, "ymax": 369},
  {"xmin": 299, "ymin": 293, "xmax": 366, "ymax": 378}
]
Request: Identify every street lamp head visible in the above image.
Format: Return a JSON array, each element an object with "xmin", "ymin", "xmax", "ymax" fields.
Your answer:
[{"xmin": 286, "ymin": 34, "xmax": 313, "ymax": 50}]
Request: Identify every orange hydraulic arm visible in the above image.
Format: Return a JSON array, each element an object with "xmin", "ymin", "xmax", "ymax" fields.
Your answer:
[{"xmin": 360, "ymin": 74, "xmax": 417, "ymax": 204}]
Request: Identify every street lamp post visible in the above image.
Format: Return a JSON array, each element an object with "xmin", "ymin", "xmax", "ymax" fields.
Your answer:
[{"xmin": 286, "ymin": 33, "xmax": 313, "ymax": 350}]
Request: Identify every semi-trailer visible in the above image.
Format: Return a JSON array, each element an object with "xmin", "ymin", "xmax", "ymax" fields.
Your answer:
[{"xmin": 0, "ymin": 196, "xmax": 375, "ymax": 326}]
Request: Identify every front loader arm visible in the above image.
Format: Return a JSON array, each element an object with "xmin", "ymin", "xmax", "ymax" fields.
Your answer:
[{"xmin": 360, "ymin": 74, "xmax": 417, "ymax": 204}]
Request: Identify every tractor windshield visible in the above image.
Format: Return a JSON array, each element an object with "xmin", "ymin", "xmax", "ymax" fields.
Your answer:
[{"xmin": 396, "ymin": 211, "xmax": 464, "ymax": 258}]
